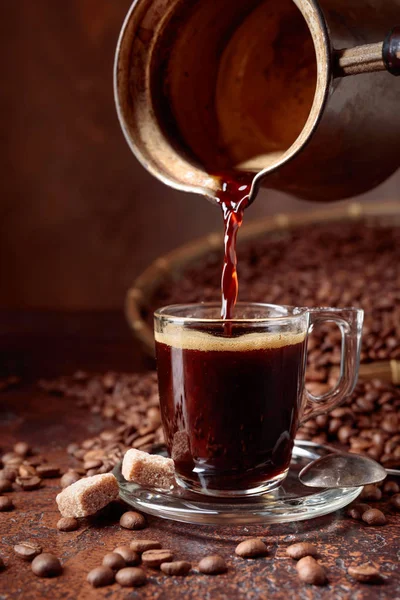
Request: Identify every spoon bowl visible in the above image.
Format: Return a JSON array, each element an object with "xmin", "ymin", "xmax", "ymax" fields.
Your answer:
[{"xmin": 299, "ymin": 452, "xmax": 388, "ymax": 489}]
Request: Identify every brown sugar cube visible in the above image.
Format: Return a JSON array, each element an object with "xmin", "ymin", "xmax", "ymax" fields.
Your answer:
[
  {"xmin": 122, "ymin": 449, "xmax": 175, "ymax": 490},
  {"xmin": 56, "ymin": 473, "xmax": 119, "ymax": 518}
]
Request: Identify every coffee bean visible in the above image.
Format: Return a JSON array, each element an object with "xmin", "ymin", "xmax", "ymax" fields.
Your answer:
[
  {"xmin": 24, "ymin": 456, "xmax": 44, "ymax": 467},
  {"xmin": 362, "ymin": 508, "xmax": 387, "ymax": 526},
  {"xmin": 235, "ymin": 539, "xmax": 268, "ymax": 558},
  {"xmin": 0, "ymin": 496, "xmax": 13, "ymax": 511},
  {"xmin": 198, "ymin": 555, "xmax": 227, "ymax": 575},
  {"xmin": 57, "ymin": 517, "xmax": 79, "ymax": 532},
  {"xmin": 13, "ymin": 442, "xmax": 31, "ymax": 457},
  {"xmin": 130, "ymin": 539, "xmax": 162, "ymax": 553},
  {"xmin": 116, "ymin": 567, "xmax": 147, "ymax": 587},
  {"xmin": 360, "ymin": 485, "xmax": 382, "ymax": 501},
  {"xmin": 14, "ymin": 541, "xmax": 42, "ymax": 561},
  {"xmin": 83, "ymin": 459, "xmax": 103, "ymax": 470},
  {"xmin": 36, "ymin": 464, "xmax": 61, "ymax": 478},
  {"xmin": 19, "ymin": 464, "xmax": 37, "ymax": 478},
  {"xmin": 390, "ymin": 493, "xmax": 400, "ymax": 511},
  {"xmin": 87, "ymin": 566, "xmax": 115, "ymax": 587},
  {"xmin": 60, "ymin": 471, "xmax": 81, "ymax": 489},
  {"xmin": 2, "ymin": 452, "xmax": 19, "ymax": 464},
  {"xmin": 102, "ymin": 553, "xmax": 126, "ymax": 571},
  {"xmin": 160, "ymin": 561, "xmax": 191, "ymax": 576},
  {"xmin": 286, "ymin": 542, "xmax": 318, "ymax": 560},
  {"xmin": 0, "ymin": 556, "xmax": 5, "ymax": 570},
  {"xmin": 338, "ymin": 426, "xmax": 355, "ymax": 444},
  {"xmin": 113, "ymin": 546, "xmax": 140, "ymax": 566},
  {"xmin": 15, "ymin": 475, "xmax": 41, "ymax": 491},
  {"xmin": 142, "ymin": 549, "xmax": 173, "ymax": 568},
  {"xmin": 0, "ymin": 479, "xmax": 12, "ymax": 493},
  {"xmin": 67, "ymin": 443, "xmax": 79, "ymax": 455},
  {"xmin": 383, "ymin": 480, "xmax": 399, "ymax": 495},
  {"xmin": 31, "ymin": 553, "xmax": 62, "ymax": 577},
  {"xmin": 348, "ymin": 564, "xmax": 383, "ymax": 584},
  {"xmin": 346, "ymin": 503, "xmax": 371, "ymax": 520},
  {"xmin": 120, "ymin": 511, "xmax": 147, "ymax": 530},
  {"xmin": 296, "ymin": 556, "xmax": 327, "ymax": 586}
]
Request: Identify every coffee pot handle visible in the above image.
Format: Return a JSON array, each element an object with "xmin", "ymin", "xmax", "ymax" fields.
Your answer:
[{"xmin": 334, "ymin": 26, "xmax": 400, "ymax": 77}]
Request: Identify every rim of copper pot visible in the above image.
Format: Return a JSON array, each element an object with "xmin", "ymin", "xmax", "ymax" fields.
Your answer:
[{"xmin": 114, "ymin": 0, "xmax": 331, "ymax": 201}]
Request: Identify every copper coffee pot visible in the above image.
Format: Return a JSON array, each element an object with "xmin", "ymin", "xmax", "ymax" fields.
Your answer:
[{"xmin": 114, "ymin": 0, "xmax": 400, "ymax": 203}]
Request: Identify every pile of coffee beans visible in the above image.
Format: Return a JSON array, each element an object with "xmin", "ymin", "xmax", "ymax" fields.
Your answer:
[
  {"xmin": 149, "ymin": 221, "xmax": 400, "ymax": 368},
  {"xmin": 39, "ymin": 372, "xmax": 164, "ymax": 476},
  {"xmin": 297, "ymin": 378, "xmax": 400, "ymax": 467},
  {"xmin": 0, "ymin": 442, "xmax": 63, "ymax": 508},
  {"xmin": 86, "ymin": 525, "xmax": 194, "ymax": 589}
]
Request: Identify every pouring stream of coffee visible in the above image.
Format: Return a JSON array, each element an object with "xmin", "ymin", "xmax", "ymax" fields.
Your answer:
[{"xmin": 215, "ymin": 173, "xmax": 255, "ymax": 323}]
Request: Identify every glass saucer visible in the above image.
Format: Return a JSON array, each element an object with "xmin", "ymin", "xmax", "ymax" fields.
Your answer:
[{"xmin": 114, "ymin": 441, "xmax": 362, "ymax": 526}]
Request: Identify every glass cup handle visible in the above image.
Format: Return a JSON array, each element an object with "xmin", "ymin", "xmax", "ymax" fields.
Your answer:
[{"xmin": 300, "ymin": 308, "xmax": 364, "ymax": 424}]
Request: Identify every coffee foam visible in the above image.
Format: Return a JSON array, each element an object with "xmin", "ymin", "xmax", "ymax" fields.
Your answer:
[{"xmin": 155, "ymin": 327, "xmax": 306, "ymax": 352}]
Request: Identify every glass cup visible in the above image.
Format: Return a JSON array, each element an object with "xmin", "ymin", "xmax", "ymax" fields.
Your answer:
[{"xmin": 154, "ymin": 303, "xmax": 363, "ymax": 497}]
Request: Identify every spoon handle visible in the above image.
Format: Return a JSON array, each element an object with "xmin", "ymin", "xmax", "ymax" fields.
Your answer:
[{"xmin": 386, "ymin": 468, "xmax": 400, "ymax": 478}]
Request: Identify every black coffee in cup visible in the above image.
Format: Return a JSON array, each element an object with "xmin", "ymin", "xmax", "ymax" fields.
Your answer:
[{"xmin": 156, "ymin": 324, "xmax": 307, "ymax": 495}]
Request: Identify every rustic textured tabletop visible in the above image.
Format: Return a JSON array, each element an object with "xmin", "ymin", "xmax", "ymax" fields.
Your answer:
[{"xmin": 0, "ymin": 312, "xmax": 399, "ymax": 599}]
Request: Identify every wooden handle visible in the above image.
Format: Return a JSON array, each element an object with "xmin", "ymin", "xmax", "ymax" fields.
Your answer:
[{"xmin": 335, "ymin": 27, "xmax": 400, "ymax": 77}]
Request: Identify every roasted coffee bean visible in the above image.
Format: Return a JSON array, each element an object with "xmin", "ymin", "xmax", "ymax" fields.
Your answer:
[
  {"xmin": 87, "ymin": 566, "xmax": 115, "ymax": 587},
  {"xmin": 160, "ymin": 561, "xmax": 191, "ymax": 576},
  {"xmin": 296, "ymin": 556, "xmax": 327, "ymax": 586},
  {"xmin": 83, "ymin": 459, "xmax": 103, "ymax": 470},
  {"xmin": 346, "ymin": 503, "xmax": 371, "ymax": 520},
  {"xmin": 19, "ymin": 464, "xmax": 36, "ymax": 478},
  {"xmin": 57, "ymin": 517, "xmax": 79, "ymax": 532},
  {"xmin": 113, "ymin": 546, "xmax": 140, "ymax": 566},
  {"xmin": 360, "ymin": 485, "xmax": 382, "ymax": 502},
  {"xmin": 14, "ymin": 542, "xmax": 42, "ymax": 561},
  {"xmin": 338, "ymin": 426, "xmax": 355, "ymax": 444},
  {"xmin": 31, "ymin": 553, "xmax": 62, "ymax": 577},
  {"xmin": 102, "ymin": 553, "xmax": 126, "ymax": 571},
  {"xmin": 36, "ymin": 464, "xmax": 61, "ymax": 478},
  {"xmin": 60, "ymin": 471, "xmax": 81, "ymax": 489},
  {"xmin": 198, "ymin": 555, "xmax": 227, "ymax": 575},
  {"xmin": 286, "ymin": 542, "xmax": 318, "ymax": 560},
  {"xmin": 142, "ymin": 549, "xmax": 173, "ymax": 568},
  {"xmin": 0, "ymin": 479, "xmax": 12, "ymax": 493},
  {"xmin": 383, "ymin": 480, "xmax": 399, "ymax": 495},
  {"xmin": 120, "ymin": 511, "xmax": 147, "ymax": 530},
  {"xmin": 147, "ymin": 407, "xmax": 161, "ymax": 427},
  {"xmin": 116, "ymin": 567, "xmax": 147, "ymax": 587},
  {"xmin": 362, "ymin": 508, "xmax": 387, "ymax": 525},
  {"xmin": 24, "ymin": 456, "xmax": 44, "ymax": 467},
  {"xmin": 15, "ymin": 475, "xmax": 41, "ymax": 491},
  {"xmin": 235, "ymin": 539, "xmax": 268, "ymax": 558},
  {"xmin": 0, "ymin": 496, "xmax": 13, "ymax": 511},
  {"xmin": 67, "ymin": 443, "xmax": 79, "ymax": 455},
  {"xmin": 13, "ymin": 442, "xmax": 31, "ymax": 457},
  {"xmin": 2, "ymin": 452, "xmax": 19, "ymax": 465},
  {"xmin": 130, "ymin": 539, "xmax": 162, "ymax": 553},
  {"xmin": 391, "ymin": 493, "xmax": 400, "ymax": 511},
  {"xmin": 348, "ymin": 564, "xmax": 383, "ymax": 584}
]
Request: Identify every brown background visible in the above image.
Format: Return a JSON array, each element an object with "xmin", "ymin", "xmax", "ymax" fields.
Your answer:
[{"xmin": 1, "ymin": 0, "xmax": 399, "ymax": 311}]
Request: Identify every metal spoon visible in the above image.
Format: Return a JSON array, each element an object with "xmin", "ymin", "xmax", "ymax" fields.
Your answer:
[{"xmin": 299, "ymin": 452, "xmax": 389, "ymax": 488}]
